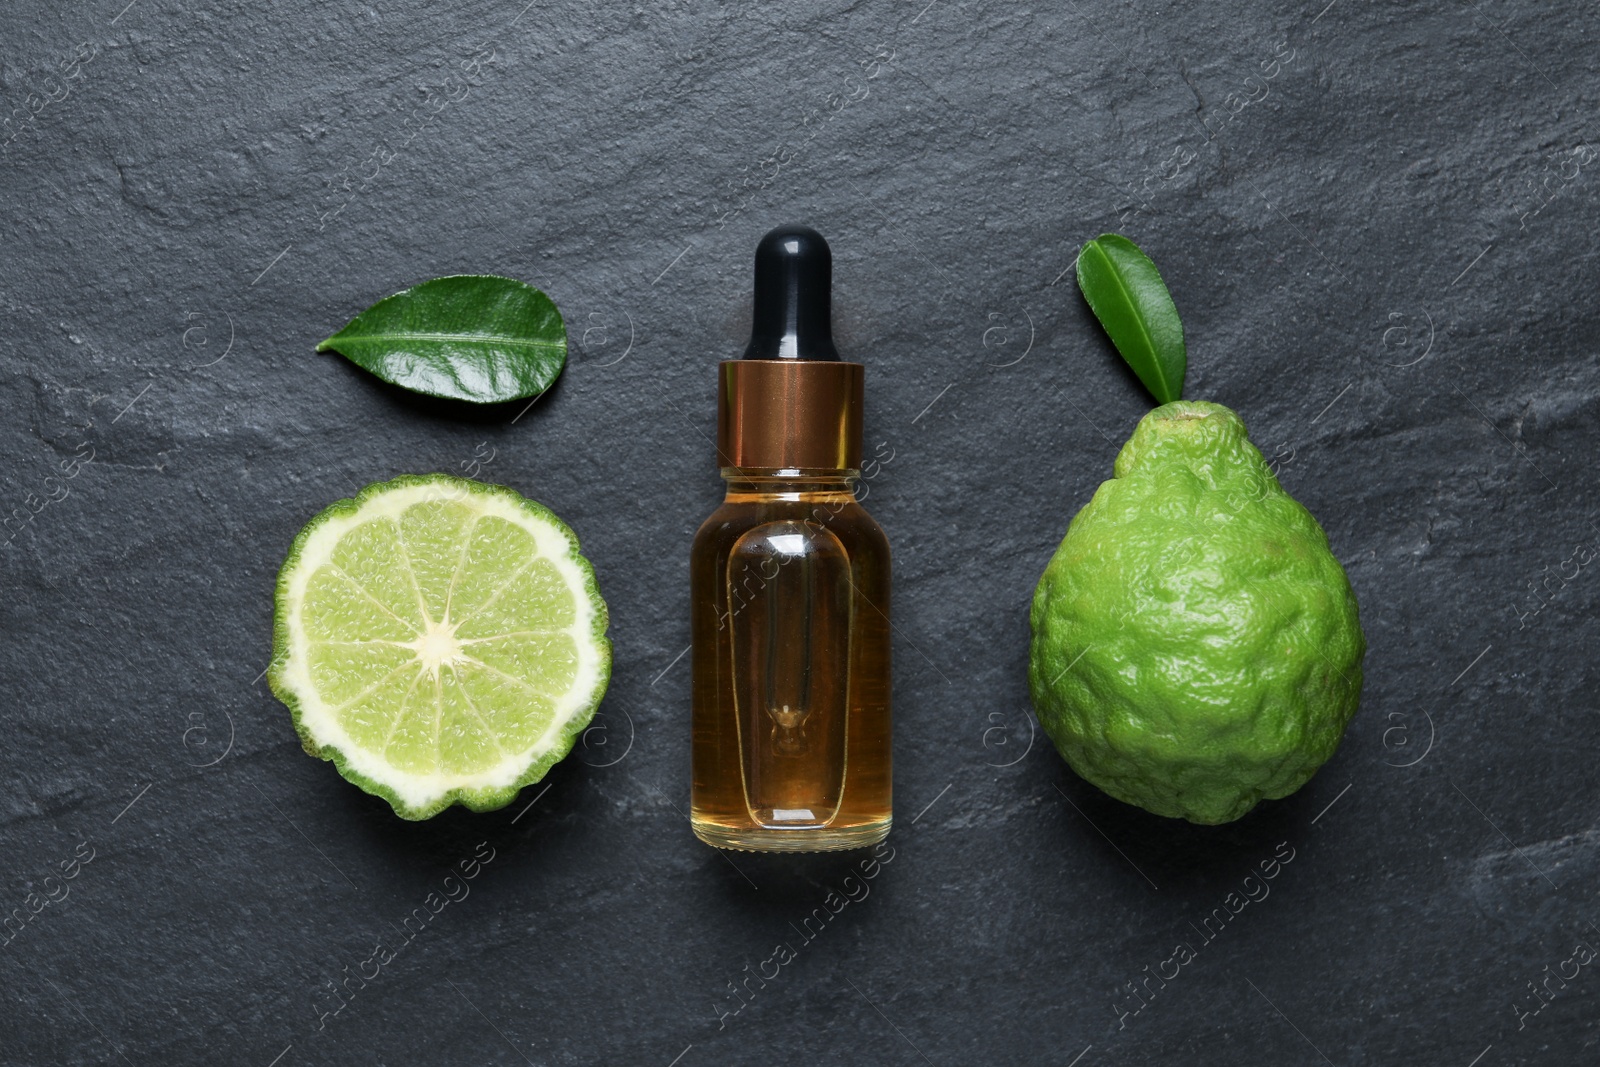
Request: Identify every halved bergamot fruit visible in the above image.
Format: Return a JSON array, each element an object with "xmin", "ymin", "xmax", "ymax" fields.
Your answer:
[{"xmin": 268, "ymin": 474, "xmax": 610, "ymax": 819}]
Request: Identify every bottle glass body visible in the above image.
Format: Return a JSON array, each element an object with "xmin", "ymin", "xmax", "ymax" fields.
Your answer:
[{"xmin": 690, "ymin": 470, "xmax": 891, "ymax": 851}]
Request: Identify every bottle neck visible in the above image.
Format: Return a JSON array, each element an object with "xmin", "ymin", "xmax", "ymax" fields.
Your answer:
[
  {"xmin": 717, "ymin": 361, "xmax": 864, "ymax": 471},
  {"xmin": 720, "ymin": 468, "xmax": 861, "ymax": 500}
]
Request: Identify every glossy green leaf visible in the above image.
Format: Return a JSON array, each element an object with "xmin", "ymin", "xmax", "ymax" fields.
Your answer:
[
  {"xmin": 1075, "ymin": 234, "xmax": 1186, "ymax": 405},
  {"xmin": 317, "ymin": 275, "xmax": 566, "ymax": 404}
]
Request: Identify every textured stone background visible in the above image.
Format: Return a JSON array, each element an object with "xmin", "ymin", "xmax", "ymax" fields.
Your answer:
[{"xmin": 2, "ymin": 0, "xmax": 1597, "ymax": 1063}]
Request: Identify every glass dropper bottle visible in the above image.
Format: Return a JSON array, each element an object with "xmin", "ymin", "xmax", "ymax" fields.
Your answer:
[{"xmin": 689, "ymin": 224, "xmax": 892, "ymax": 852}]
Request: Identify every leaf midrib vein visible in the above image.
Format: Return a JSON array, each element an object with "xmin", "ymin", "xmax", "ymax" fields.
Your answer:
[{"xmin": 326, "ymin": 331, "xmax": 565, "ymax": 351}]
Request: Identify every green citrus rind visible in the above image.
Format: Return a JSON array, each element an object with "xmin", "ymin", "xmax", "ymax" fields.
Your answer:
[
  {"xmin": 267, "ymin": 473, "xmax": 611, "ymax": 820},
  {"xmin": 1029, "ymin": 401, "xmax": 1365, "ymax": 825}
]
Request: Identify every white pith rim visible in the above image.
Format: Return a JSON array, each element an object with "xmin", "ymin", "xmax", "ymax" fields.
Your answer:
[{"xmin": 278, "ymin": 482, "xmax": 604, "ymax": 809}]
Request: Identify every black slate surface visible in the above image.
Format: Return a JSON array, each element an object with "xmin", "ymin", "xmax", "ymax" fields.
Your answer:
[{"xmin": 2, "ymin": 1, "xmax": 1597, "ymax": 1064}]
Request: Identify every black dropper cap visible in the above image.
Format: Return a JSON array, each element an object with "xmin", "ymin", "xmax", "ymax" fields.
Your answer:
[{"xmin": 742, "ymin": 224, "xmax": 841, "ymax": 361}]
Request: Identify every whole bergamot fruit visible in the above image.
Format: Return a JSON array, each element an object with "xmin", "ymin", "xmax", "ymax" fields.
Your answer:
[{"xmin": 1029, "ymin": 400, "xmax": 1364, "ymax": 824}]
